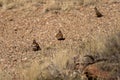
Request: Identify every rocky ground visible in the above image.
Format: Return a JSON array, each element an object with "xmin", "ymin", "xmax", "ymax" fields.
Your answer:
[{"xmin": 0, "ymin": 1, "xmax": 120, "ymax": 80}]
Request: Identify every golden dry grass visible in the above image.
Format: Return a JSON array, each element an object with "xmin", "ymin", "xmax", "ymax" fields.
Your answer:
[
  {"xmin": 18, "ymin": 32, "xmax": 120, "ymax": 80},
  {"xmin": 19, "ymin": 49, "xmax": 77, "ymax": 80},
  {"xmin": 0, "ymin": 0, "xmax": 119, "ymax": 14},
  {"xmin": 0, "ymin": 0, "xmax": 47, "ymax": 10},
  {"xmin": 0, "ymin": 0, "xmax": 117, "ymax": 10}
]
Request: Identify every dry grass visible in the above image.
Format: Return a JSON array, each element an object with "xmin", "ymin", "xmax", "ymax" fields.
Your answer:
[
  {"xmin": 0, "ymin": 0, "xmax": 47, "ymax": 10},
  {"xmin": 0, "ymin": 0, "xmax": 118, "ymax": 10},
  {"xmin": 19, "ymin": 49, "xmax": 77, "ymax": 80},
  {"xmin": 105, "ymin": 32, "xmax": 120, "ymax": 55},
  {"xmin": 0, "ymin": 68, "xmax": 12, "ymax": 80},
  {"xmin": 20, "ymin": 61, "xmax": 41, "ymax": 80},
  {"xmin": 18, "ymin": 32, "xmax": 120, "ymax": 80},
  {"xmin": 79, "ymin": 35, "xmax": 106, "ymax": 55}
]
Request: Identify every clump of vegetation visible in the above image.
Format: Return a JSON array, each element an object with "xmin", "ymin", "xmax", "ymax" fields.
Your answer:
[
  {"xmin": 18, "ymin": 32, "xmax": 120, "ymax": 80},
  {"xmin": 105, "ymin": 33, "xmax": 120, "ymax": 55},
  {"xmin": 20, "ymin": 49, "xmax": 78, "ymax": 80}
]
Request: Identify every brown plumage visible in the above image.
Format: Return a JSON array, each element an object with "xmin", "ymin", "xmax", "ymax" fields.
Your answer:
[
  {"xmin": 32, "ymin": 39, "xmax": 41, "ymax": 51},
  {"xmin": 56, "ymin": 30, "xmax": 65, "ymax": 40},
  {"xmin": 94, "ymin": 7, "xmax": 103, "ymax": 17}
]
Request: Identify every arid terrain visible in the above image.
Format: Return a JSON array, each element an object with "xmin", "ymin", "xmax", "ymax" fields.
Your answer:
[{"xmin": 0, "ymin": 0, "xmax": 120, "ymax": 80}]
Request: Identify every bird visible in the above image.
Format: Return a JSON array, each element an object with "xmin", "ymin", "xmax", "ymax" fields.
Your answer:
[
  {"xmin": 55, "ymin": 30, "xmax": 65, "ymax": 40},
  {"xmin": 94, "ymin": 7, "xmax": 103, "ymax": 17},
  {"xmin": 31, "ymin": 39, "xmax": 41, "ymax": 51}
]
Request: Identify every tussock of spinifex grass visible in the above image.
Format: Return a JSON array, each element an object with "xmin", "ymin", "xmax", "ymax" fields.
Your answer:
[
  {"xmin": 79, "ymin": 35, "xmax": 106, "ymax": 55},
  {"xmin": 20, "ymin": 49, "xmax": 78, "ymax": 80},
  {"xmin": 105, "ymin": 33, "xmax": 120, "ymax": 55}
]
